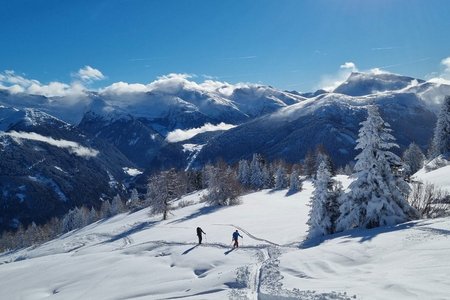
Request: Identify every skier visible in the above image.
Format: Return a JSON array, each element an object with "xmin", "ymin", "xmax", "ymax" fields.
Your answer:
[
  {"xmin": 196, "ymin": 227, "xmax": 206, "ymax": 244},
  {"xmin": 232, "ymin": 230, "xmax": 243, "ymax": 248}
]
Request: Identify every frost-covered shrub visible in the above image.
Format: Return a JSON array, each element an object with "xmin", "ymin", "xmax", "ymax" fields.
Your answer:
[{"xmin": 408, "ymin": 182, "xmax": 450, "ymax": 218}]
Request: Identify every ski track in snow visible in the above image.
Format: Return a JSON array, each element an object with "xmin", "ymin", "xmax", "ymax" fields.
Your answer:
[{"xmin": 9, "ymin": 220, "xmax": 351, "ymax": 299}]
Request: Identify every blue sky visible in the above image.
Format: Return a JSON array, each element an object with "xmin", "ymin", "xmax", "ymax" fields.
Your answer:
[{"xmin": 1, "ymin": 0, "xmax": 450, "ymax": 92}]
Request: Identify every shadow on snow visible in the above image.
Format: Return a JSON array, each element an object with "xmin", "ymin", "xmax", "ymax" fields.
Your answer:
[
  {"xmin": 299, "ymin": 220, "xmax": 443, "ymax": 249},
  {"xmin": 168, "ymin": 205, "xmax": 224, "ymax": 224},
  {"xmin": 102, "ymin": 221, "xmax": 157, "ymax": 244}
]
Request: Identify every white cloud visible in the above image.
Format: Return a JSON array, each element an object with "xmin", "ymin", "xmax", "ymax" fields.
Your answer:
[
  {"xmin": 100, "ymin": 81, "xmax": 148, "ymax": 94},
  {"xmin": 75, "ymin": 65, "xmax": 105, "ymax": 82},
  {"xmin": 318, "ymin": 62, "xmax": 359, "ymax": 91},
  {"xmin": 100, "ymin": 73, "xmax": 200, "ymax": 95},
  {"xmin": 147, "ymin": 73, "xmax": 198, "ymax": 93},
  {"xmin": 166, "ymin": 122, "xmax": 236, "ymax": 143},
  {"xmin": 369, "ymin": 68, "xmax": 389, "ymax": 75},
  {"xmin": 340, "ymin": 62, "xmax": 357, "ymax": 71},
  {"xmin": 1, "ymin": 131, "xmax": 98, "ymax": 158},
  {"xmin": 0, "ymin": 70, "xmax": 87, "ymax": 97},
  {"xmin": 426, "ymin": 56, "xmax": 450, "ymax": 85},
  {"xmin": 428, "ymin": 77, "xmax": 450, "ymax": 85},
  {"xmin": 442, "ymin": 57, "xmax": 450, "ymax": 71}
]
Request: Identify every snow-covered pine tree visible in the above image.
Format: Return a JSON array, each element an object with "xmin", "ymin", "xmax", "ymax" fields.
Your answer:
[
  {"xmin": 402, "ymin": 142, "xmax": 425, "ymax": 177},
  {"xmin": 62, "ymin": 207, "xmax": 87, "ymax": 232},
  {"xmin": 431, "ymin": 95, "xmax": 450, "ymax": 158},
  {"xmin": 303, "ymin": 149, "xmax": 316, "ymax": 178},
  {"xmin": 274, "ymin": 164, "xmax": 287, "ymax": 189},
  {"xmin": 250, "ymin": 153, "xmax": 264, "ymax": 189},
  {"xmin": 111, "ymin": 194, "xmax": 126, "ymax": 215},
  {"xmin": 337, "ymin": 106, "xmax": 418, "ymax": 231},
  {"xmin": 126, "ymin": 188, "xmax": 142, "ymax": 211},
  {"xmin": 99, "ymin": 199, "xmax": 113, "ymax": 219},
  {"xmin": 307, "ymin": 161, "xmax": 342, "ymax": 239},
  {"xmin": 288, "ymin": 169, "xmax": 301, "ymax": 193},
  {"xmin": 314, "ymin": 145, "xmax": 334, "ymax": 177},
  {"xmin": 88, "ymin": 206, "xmax": 98, "ymax": 224},
  {"xmin": 203, "ymin": 163, "xmax": 241, "ymax": 206},
  {"xmin": 202, "ymin": 164, "xmax": 215, "ymax": 189},
  {"xmin": 237, "ymin": 159, "xmax": 251, "ymax": 187},
  {"xmin": 25, "ymin": 222, "xmax": 40, "ymax": 245},
  {"xmin": 262, "ymin": 165, "xmax": 272, "ymax": 188}
]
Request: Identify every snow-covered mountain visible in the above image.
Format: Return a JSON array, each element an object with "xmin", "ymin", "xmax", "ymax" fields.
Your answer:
[
  {"xmin": 193, "ymin": 89, "xmax": 437, "ymax": 167},
  {"xmin": 76, "ymin": 72, "xmax": 449, "ymax": 171},
  {"xmin": 1, "ymin": 176, "xmax": 449, "ymax": 299},
  {"xmin": 0, "ymin": 76, "xmax": 306, "ymax": 127},
  {"xmin": 0, "ymin": 106, "xmax": 136, "ymax": 232},
  {"xmin": 333, "ymin": 71, "xmax": 425, "ymax": 96}
]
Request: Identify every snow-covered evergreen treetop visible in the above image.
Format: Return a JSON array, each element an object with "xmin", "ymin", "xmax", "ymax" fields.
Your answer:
[
  {"xmin": 432, "ymin": 95, "xmax": 450, "ymax": 158},
  {"xmin": 402, "ymin": 142, "xmax": 425, "ymax": 176},
  {"xmin": 337, "ymin": 105, "xmax": 417, "ymax": 231},
  {"xmin": 307, "ymin": 161, "xmax": 334, "ymax": 238}
]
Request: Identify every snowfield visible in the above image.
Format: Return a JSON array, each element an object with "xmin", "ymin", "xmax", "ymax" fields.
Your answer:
[
  {"xmin": 413, "ymin": 164, "xmax": 450, "ymax": 192},
  {"xmin": 1, "ymin": 178, "xmax": 450, "ymax": 299}
]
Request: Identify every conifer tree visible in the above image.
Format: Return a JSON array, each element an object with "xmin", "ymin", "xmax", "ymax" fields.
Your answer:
[
  {"xmin": 127, "ymin": 188, "xmax": 142, "ymax": 211},
  {"xmin": 88, "ymin": 206, "xmax": 98, "ymax": 224},
  {"xmin": 337, "ymin": 106, "xmax": 418, "ymax": 231},
  {"xmin": 203, "ymin": 164, "xmax": 241, "ymax": 206},
  {"xmin": 431, "ymin": 96, "xmax": 450, "ymax": 158},
  {"xmin": 402, "ymin": 142, "xmax": 425, "ymax": 176},
  {"xmin": 250, "ymin": 153, "xmax": 264, "ymax": 189},
  {"xmin": 111, "ymin": 194, "xmax": 126, "ymax": 215},
  {"xmin": 288, "ymin": 169, "xmax": 301, "ymax": 193},
  {"xmin": 274, "ymin": 164, "xmax": 287, "ymax": 190},
  {"xmin": 237, "ymin": 159, "xmax": 251, "ymax": 187},
  {"xmin": 303, "ymin": 149, "xmax": 316, "ymax": 178},
  {"xmin": 100, "ymin": 200, "xmax": 113, "ymax": 219},
  {"xmin": 307, "ymin": 161, "xmax": 342, "ymax": 238}
]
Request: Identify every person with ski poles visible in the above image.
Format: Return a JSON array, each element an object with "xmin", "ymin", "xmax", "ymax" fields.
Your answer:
[
  {"xmin": 196, "ymin": 227, "xmax": 206, "ymax": 244},
  {"xmin": 232, "ymin": 230, "xmax": 243, "ymax": 248}
]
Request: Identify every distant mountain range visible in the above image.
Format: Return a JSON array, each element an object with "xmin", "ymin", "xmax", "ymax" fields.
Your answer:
[{"xmin": 1, "ymin": 71, "xmax": 449, "ymax": 231}]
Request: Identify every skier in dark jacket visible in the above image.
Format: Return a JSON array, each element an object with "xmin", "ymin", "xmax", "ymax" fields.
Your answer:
[
  {"xmin": 232, "ymin": 230, "xmax": 243, "ymax": 248},
  {"xmin": 196, "ymin": 227, "xmax": 206, "ymax": 244}
]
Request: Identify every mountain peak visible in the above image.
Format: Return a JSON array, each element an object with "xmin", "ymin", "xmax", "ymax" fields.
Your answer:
[{"xmin": 334, "ymin": 71, "xmax": 425, "ymax": 96}]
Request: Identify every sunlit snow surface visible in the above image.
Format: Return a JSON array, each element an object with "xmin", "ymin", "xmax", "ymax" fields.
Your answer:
[
  {"xmin": 413, "ymin": 164, "xmax": 450, "ymax": 192},
  {"xmin": 1, "ymin": 177, "xmax": 449, "ymax": 299}
]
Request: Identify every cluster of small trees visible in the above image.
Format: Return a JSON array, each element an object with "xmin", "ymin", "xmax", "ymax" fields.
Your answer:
[
  {"xmin": 0, "ymin": 194, "xmax": 128, "ymax": 252},
  {"xmin": 237, "ymin": 153, "xmax": 303, "ymax": 193},
  {"xmin": 144, "ymin": 156, "xmax": 308, "ymax": 220}
]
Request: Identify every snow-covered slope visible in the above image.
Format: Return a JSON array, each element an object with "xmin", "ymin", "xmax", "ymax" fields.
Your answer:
[
  {"xmin": 1, "ymin": 178, "xmax": 449, "ymax": 299},
  {"xmin": 412, "ymin": 157, "xmax": 450, "ymax": 192}
]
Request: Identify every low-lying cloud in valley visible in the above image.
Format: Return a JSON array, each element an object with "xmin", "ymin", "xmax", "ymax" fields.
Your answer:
[
  {"xmin": 166, "ymin": 122, "xmax": 236, "ymax": 143},
  {"xmin": 0, "ymin": 131, "xmax": 99, "ymax": 158}
]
